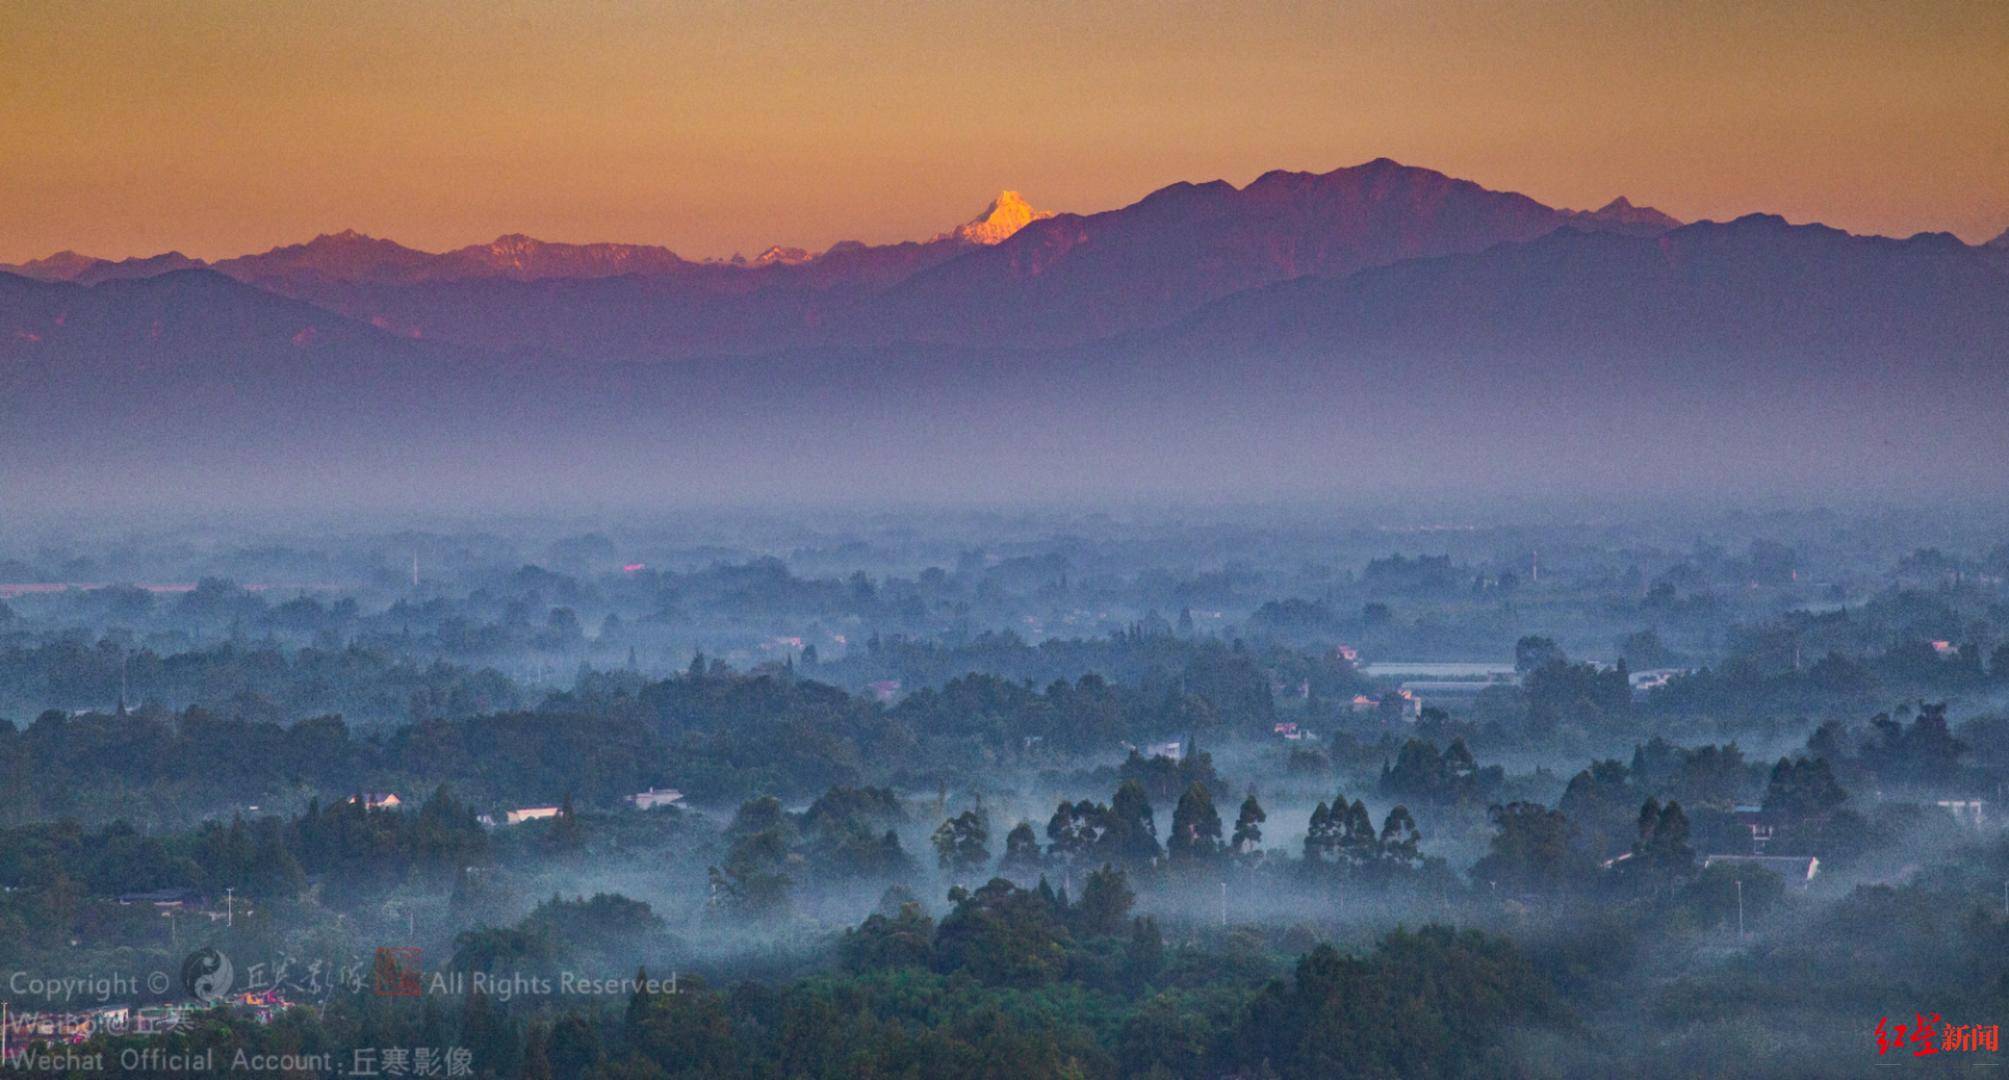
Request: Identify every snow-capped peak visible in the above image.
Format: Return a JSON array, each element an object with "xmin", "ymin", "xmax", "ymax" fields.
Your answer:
[{"xmin": 951, "ymin": 190, "xmax": 1053, "ymax": 245}]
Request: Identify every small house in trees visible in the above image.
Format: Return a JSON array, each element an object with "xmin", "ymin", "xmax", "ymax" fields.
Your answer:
[
  {"xmin": 1349, "ymin": 690, "xmax": 1422, "ymax": 721},
  {"xmin": 1731, "ymin": 805, "xmax": 1777, "ymax": 853},
  {"xmin": 626, "ymin": 786, "xmax": 685, "ymax": 810}
]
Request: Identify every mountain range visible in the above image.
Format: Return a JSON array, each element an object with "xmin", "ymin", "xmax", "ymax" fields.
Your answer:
[
  {"xmin": 4, "ymin": 187, "xmax": 1052, "ymax": 288},
  {"xmin": 4, "ymin": 160, "xmax": 1691, "ymax": 358},
  {"xmin": 3, "ymin": 158, "xmax": 2005, "ymax": 508}
]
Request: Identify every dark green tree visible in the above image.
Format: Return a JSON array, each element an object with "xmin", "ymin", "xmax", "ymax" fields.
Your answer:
[
  {"xmin": 709, "ymin": 826, "xmax": 792, "ymax": 918},
  {"xmin": 1515, "ymin": 635, "xmax": 1567, "ymax": 674},
  {"xmin": 841, "ymin": 902, "xmax": 936, "ymax": 971},
  {"xmin": 1167, "ymin": 781, "xmax": 1224, "ymax": 863},
  {"xmin": 1615, "ymin": 797, "xmax": 1696, "ymax": 894},
  {"xmin": 1378, "ymin": 805, "xmax": 1422, "ymax": 873},
  {"xmin": 1045, "ymin": 799, "xmax": 1106, "ymax": 866},
  {"xmin": 546, "ymin": 1013, "xmax": 601, "ymax": 1077},
  {"xmin": 932, "ymin": 809, "xmax": 991, "ymax": 875},
  {"xmin": 999, "ymin": 820, "xmax": 1044, "ymax": 877},
  {"xmin": 1123, "ymin": 915, "xmax": 1165, "ymax": 991},
  {"xmin": 1471, "ymin": 802, "xmax": 1588, "ymax": 895},
  {"xmin": 932, "ymin": 878, "xmax": 1069, "ymax": 987},
  {"xmin": 1098, "ymin": 780, "xmax": 1162, "ymax": 865},
  {"xmin": 1231, "ymin": 793, "xmax": 1267, "ymax": 856},
  {"xmin": 1337, "ymin": 799, "xmax": 1380, "ymax": 870},
  {"xmin": 1075, "ymin": 864, "xmax": 1136, "ymax": 937},
  {"xmin": 1303, "ymin": 799, "xmax": 1339, "ymax": 863},
  {"xmin": 1762, "ymin": 757, "xmax": 1848, "ymax": 822}
]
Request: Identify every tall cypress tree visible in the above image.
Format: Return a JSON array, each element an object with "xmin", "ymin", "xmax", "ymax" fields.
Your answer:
[
  {"xmin": 1168, "ymin": 782, "xmax": 1223, "ymax": 862},
  {"xmin": 1232, "ymin": 793, "xmax": 1267, "ymax": 855}
]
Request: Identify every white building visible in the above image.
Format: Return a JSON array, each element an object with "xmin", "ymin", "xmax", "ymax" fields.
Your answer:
[
  {"xmin": 1936, "ymin": 799, "xmax": 1987, "ymax": 828},
  {"xmin": 626, "ymin": 787, "xmax": 685, "ymax": 810}
]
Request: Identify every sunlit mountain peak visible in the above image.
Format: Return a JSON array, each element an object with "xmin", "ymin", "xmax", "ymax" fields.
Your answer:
[{"xmin": 951, "ymin": 190, "xmax": 1053, "ymax": 245}]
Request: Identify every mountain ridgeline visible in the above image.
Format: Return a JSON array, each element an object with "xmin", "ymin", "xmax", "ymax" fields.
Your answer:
[{"xmin": 3, "ymin": 159, "xmax": 2005, "ymax": 509}]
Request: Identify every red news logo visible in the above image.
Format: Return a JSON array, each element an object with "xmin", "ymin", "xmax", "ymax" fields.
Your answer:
[
  {"xmin": 373, "ymin": 947, "xmax": 424, "ymax": 997},
  {"xmin": 1876, "ymin": 1014, "xmax": 2000, "ymax": 1057}
]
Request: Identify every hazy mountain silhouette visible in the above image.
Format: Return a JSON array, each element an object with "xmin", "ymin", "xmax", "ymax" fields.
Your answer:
[
  {"xmin": 72, "ymin": 252, "xmax": 210, "ymax": 285},
  {"xmin": 5, "ymin": 161, "xmax": 2004, "ymax": 507},
  {"xmin": 0, "ymin": 250, "xmax": 106, "ymax": 281},
  {"xmin": 1560, "ymin": 197, "xmax": 1682, "ymax": 235},
  {"xmin": 0, "ymin": 250, "xmax": 209, "ymax": 285},
  {"xmin": 0, "ymin": 268, "xmax": 403, "ymax": 366},
  {"xmin": 1158, "ymin": 215, "xmax": 2009, "ymax": 363},
  {"xmin": 300, "ymin": 159, "xmax": 1675, "ymax": 354},
  {"xmin": 4, "ymin": 164, "xmax": 1680, "ymax": 358},
  {"xmin": 1982, "ymin": 226, "xmax": 2009, "ymax": 273},
  {"xmin": 0, "ymin": 268, "xmax": 495, "ymax": 492},
  {"xmin": 166, "ymin": 192, "xmax": 1054, "ymax": 352},
  {"xmin": 848, "ymin": 159, "xmax": 1671, "ymax": 347},
  {"xmin": 210, "ymin": 230, "xmax": 439, "ymax": 287}
]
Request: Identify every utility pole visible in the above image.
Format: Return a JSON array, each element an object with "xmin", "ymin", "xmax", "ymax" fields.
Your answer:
[
  {"xmin": 225, "ymin": 887, "xmax": 235, "ymax": 929},
  {"xmin": 1219, "ymin": 880, "xmax": 1227, "ymax": 927},
  {"xmin": 1735, "ymin": 879, "xmax": 1744, "ymax": 938}
]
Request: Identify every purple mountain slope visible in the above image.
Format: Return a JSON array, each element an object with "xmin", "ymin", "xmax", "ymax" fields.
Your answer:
[
  {"xmin": 4, "ymin": 194, "xmax": 2004, "ymax": 507},
  {"xmin": 846, "ymin": 158, "xmax": 1663, "ymax": 348},
  {"xmin": 1156, "ymin": 214, "xmax": 2009, "ymax": 362},
  {"xmin": 5, "ymin": 161, "xmax": 1683, "ymax": 358}
]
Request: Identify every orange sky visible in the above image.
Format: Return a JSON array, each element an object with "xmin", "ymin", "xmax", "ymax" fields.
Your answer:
[{"xmin": 3, "ymin": 0, "xmax": 2005, "ymax": 263}]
